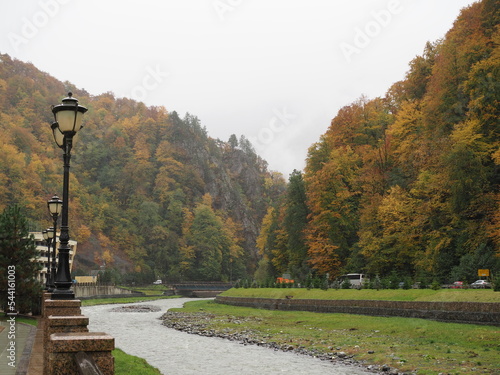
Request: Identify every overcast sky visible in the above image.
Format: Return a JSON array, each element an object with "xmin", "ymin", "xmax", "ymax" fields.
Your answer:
[{"xmin": 0, "ymin": 0, "xmax": 478, "ymax": 177}]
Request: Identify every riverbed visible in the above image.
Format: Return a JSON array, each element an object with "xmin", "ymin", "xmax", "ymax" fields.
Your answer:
[{"xmin": 82, "ymin": 298, "xmax": 376, "ymax": 375}]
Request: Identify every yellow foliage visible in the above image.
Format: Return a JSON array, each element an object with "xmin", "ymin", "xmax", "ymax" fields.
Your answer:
[{"xmin": 256, "ymin": 207, "xmax": 275, "ymax": 255}]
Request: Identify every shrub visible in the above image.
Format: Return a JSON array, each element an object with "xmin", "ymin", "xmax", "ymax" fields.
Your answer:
[
  {"xmin": 493, "ymin": 275, "xmax": 500, "ymax": 292},
  {"xmin": 341, "ymin": 279, "xmax": 352, "ymax": 289},
  {"xmin": 431, "ymin": 279, "xmax": 441, "ymax": 290},
  {"xmin": 381, "ymin": 278, "xmax": 391, "ymax": 290},
  {"xmin": 402, "ymin": 278, "xmax": 412, "ymax": 290},
  {"xmin": 372, "ymin": 275, "xmax": 382, "ymax": 290}
]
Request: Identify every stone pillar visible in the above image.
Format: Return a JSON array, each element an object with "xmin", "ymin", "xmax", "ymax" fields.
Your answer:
[
  {"xmin": 44, "ymin": 315, "xmax": 89, "ymax": 346},
  {"xmin": 41, "ymin": 292, "xmax": 52, "ymax": 318},
  {"xmin": 43, "ymin": 299, "xmax": 86, "ymax": 375},
  {"xmin": 42, "ymin": 298, "xmax": 115, "ymax": 375},
  {"xmin": 47, "ymin": 332, "xmax": 114, "ymax": 375},
  {"xmin": 44, "ymin": 299, "xmax": 82, "ymax": 317}
]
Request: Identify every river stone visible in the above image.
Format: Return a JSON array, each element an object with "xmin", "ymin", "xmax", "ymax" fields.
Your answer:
[{"xmin": 109, "ymin": 304, "xmax": 161, "ymax": 313}]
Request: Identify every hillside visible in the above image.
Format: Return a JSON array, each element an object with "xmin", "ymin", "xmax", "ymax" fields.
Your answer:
[
  {"xmin": 0, "ymin": 55, "xmax": 286, "ymax": 282},
  {"xmin": 1, "ymin": 0, "xmax": 498, "ymax": 285},
  {"xmin": 257, "ymin": 0, "xmax": 500, "ymax": 283}
]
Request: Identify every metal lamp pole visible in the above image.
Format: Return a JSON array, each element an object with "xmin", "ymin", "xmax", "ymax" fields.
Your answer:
[
  {"xmin": 47, "ymin": 195, "xmax": 62, "ymax": 292},
  {"xmin": 50, "ymin": 93, "xmax": 87, "ymax": 299},
  {"xmin": 42, "ymin": 229, "xmax": 51, "ymax": 290},
  {"xmin": 46, "ymin": 227, "xmax": 55, "ymax": 291}
]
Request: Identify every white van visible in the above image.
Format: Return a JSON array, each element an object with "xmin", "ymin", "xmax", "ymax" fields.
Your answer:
[{"xmin": 337, "ymin": 273, "xmax": 367, "ymax": 288}]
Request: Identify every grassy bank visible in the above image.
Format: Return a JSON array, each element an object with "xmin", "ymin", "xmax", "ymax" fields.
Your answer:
[
  {"xmin": 0, "ymin": 314, "xmax": 38, "ymax": 327},
  {"xmin": 114, "ymin": 348, "xmax": 162, "ymax": 374},
  {"xmin": 220, "ymin": 288, "xmax": 500, "ymax": 303},
  {"xmin": 170, "ymin": 299, "xmax": 500, "ymax": 374}
]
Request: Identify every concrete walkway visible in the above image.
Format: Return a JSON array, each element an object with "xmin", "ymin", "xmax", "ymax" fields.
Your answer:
[
  {"xmin": 26, "ymin": 319, "xmax": 43, "ymax": 375},
  {"xmin": 0, "ymin": 317, "xmax": 39, "ymax": 375}
]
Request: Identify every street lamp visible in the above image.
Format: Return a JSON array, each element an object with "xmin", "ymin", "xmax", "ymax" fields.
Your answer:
[
  {"xmin": 47, "ymin": 227, "xmax": 56, "ymax": 292},
  {"xmin": 50, "ymin": 93, "xmax": 87, "ymax": 299},
  {"xmin": 46, "ymin": 227, "xmax": 55, "ymax": 290},
  {"xmin": 42, "ymin": 229, "xmax": 50, "ymax": 290},
  {"xmin": 47, "ymin": 195, "xmax": 62, "ymax": 291}
]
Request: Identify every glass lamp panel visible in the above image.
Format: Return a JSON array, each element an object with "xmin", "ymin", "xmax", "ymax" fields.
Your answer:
[
  {"xmin": 56, "ymin": 110, "xmax": 84, "ymax": 133},
  {"xmin": 48, "ymin": 197, "xmax": 63, "ymax": 215},
  {"xmin": 52, "ymin": 124, "xmax": 65, "ymax": 147},
  {"xmin": 47, "ymin": 228, "xmax": 55, "ymax": 239}
]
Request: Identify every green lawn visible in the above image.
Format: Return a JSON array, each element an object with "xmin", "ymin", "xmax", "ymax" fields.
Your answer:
[
  {"xmin": 169, "ymin": 299, "xmax": 500, "ymax": 375},
  {"xmin": 114, "ymin": 348, "xmax": 162, "ymax": 374},
  {"xmin": 0, "ymin": 315, "xmax": 38, "ymax": 326},
  {"xmin": 221, "ymin": 287, "xmax": 500, "ymax": 302}
]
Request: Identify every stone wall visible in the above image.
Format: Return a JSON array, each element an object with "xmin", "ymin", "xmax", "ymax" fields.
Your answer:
[
  {"xmin": 73, "ymin": 285, "xmax": 141, "ymax": 299},
  {"xmin": 215, "ymin": 296, "xmax": 500, "ymax": 326}
]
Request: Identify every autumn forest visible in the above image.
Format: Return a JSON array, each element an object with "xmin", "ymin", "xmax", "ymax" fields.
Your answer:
[{"xmin": 0, "ymin": 0, "xmax": 499, "ymax": 285}]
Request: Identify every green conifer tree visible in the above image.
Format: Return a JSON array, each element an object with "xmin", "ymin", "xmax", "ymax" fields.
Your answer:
[{"xmin": 0, "ymin": 205, "xmax": 42, "ymax": 314}]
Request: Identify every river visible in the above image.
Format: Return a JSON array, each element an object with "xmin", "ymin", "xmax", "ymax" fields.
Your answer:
[{"xmin": 82, "ymin": 298, "xmax": 374, "ymax": 375}]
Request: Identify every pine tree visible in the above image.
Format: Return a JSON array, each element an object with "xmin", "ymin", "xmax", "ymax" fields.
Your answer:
[
  {"xmin": 283, "ymin": 170, "xmax": 310, "ymax": 280},
  {"xmin": 0, "ymin": 205, "xmax": 42, "ymax": 313}
]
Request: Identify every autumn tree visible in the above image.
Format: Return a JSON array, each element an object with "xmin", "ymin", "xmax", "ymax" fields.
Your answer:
[{"xmin": 180, "ymin": 194, "xmax": 243, "ymax": 281}]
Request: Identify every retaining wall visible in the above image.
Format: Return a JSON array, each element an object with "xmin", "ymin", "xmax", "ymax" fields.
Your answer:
[
  {"xmin": 215, "ymin": 296, "xmax": 500, "ymax": 326},
  {"xmin": 73, "ymin": 285, "xmax": 141, "ymax": 299}
]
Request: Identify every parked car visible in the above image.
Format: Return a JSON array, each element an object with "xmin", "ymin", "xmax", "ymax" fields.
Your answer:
[
  {"xmin": 153, "ymin": 279, "xmax": 162, "ymax": 285},
  {"xmin": 470, "ymin": 280, "xmax": 491, "ymax": 289},
  {"xmin": 451, "ymin": 281, "xmax": 463, "ymax": 289}
]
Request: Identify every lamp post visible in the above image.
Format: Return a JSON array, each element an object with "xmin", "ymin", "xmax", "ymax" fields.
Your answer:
[
  {"xmin": 47, "ymin": 195, "xmax": 62, "ymax": 291},
  {"xmin": 42, "ymin": 229, "xmax": 51, "ymax": 290},
  {"xmin": 50, "ymin": 93, "xmax": 87, "ymax": 299},
  {"xmin": 46, "ymin": 227, "xmax": 55, "ymax": 290}
]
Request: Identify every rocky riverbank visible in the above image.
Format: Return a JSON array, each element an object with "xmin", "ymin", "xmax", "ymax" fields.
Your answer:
[
  {"xmin": 110, "ymin": 304, "xmax": 161, "ymax": 313},
  {"xmin": 161, "ymin": 311, "xmax": 410, "ymax": 375}
]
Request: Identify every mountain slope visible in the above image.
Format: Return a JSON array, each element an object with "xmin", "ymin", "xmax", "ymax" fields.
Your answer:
[{"xmin": 0, "ymin": 55, "xmax": 286, "ymax": 281}]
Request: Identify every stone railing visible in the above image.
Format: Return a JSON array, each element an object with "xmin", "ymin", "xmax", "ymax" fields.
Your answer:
[{"xmin": 215, "ymin": 296, "xmax": 500, "ymax": 326}]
